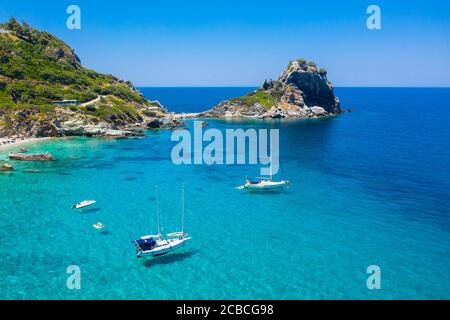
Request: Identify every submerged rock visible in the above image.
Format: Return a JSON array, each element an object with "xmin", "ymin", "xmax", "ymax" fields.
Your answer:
[
  {"xmin": 310, "ymin": 106, "xmax": 327, "ymax": 116},
  {"xmin": 9, "ymin": 152, "xmax": 55, "ymax": 161},
  {"xmin": 23, "ymin": 169, "xmax": 44, "ymax": 173},
  {"xmin": 0, "ymin": 163, "xmax": 14, "ymax": 171}
]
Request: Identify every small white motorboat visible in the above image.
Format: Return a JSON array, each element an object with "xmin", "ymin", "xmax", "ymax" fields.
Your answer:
[
  {"xmin": 93, "ymin": 222, "xmax": 105, "ymax": 230},
  {"xmin": 72, "ymin": 200, "xmax": 96, "ymax": 209}
]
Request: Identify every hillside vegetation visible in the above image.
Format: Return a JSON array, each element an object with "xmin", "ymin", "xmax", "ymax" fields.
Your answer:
[{"xmin": 0, "ymin": 18, "xmax": 164, "ymax": 137}]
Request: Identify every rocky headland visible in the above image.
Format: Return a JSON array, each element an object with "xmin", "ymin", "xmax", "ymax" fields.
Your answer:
[
  {"xmin": 0, "ymin": 18, "xmax": 169, "ymax": 144},
  {"xmin": 201, "ymin": 59, "xmax": 342, "ymax": 119}
]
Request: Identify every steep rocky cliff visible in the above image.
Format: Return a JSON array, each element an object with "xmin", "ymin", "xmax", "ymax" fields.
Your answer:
[{"xmin": 202, "ymin": 59, "xmax": 341, "ymax": 118}]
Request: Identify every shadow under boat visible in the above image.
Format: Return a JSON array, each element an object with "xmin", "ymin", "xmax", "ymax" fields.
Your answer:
[
  {"xmin": 240, "ymin": 187, "xmax": 292, "ymax": 195},
  {"xmin": 142, "ymin": 250, "xmax": 198, "ymax": 268},
  {"xmin": 77, "ymin": 207, "xmax": 102, "ymax": 214},
  {"xmin": 96, "ymin": 229, "xmax": 110, "ymax": 235}
]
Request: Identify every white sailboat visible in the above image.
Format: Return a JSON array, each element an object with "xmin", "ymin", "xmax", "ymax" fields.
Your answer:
[
  {"xmin": 133, "ymin": 186, "xmax": 191, "ymax": 258},
  {"xmin": 237, "ymin": 157, "xmax": 289, "ymax": 190}
]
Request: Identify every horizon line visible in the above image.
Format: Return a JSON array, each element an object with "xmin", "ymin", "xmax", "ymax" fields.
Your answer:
[{"xmin": 135, "ymin": 86, "xmax": 450, "ymax": 88}]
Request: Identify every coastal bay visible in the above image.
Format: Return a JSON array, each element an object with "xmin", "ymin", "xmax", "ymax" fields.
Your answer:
[{"xmin": 1, "ymin": 87, "xmax": 449, "ymax": 299}]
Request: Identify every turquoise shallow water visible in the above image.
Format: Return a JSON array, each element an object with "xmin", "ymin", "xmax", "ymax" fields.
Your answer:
[{"xmin": 0, "ymin": 88, "xmax": 449, "ymax": 299}]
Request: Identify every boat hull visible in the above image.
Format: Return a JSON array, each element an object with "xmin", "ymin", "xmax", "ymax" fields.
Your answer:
[
  {"xmin": 136, "ymin": 238, "xmax": 189, "ymax": 258},
  {"xmin": 245, "ymin": 184, "xmax": 285, "ymax": 190},
  {"xmin": 242, "ymin": 180, "xmax": 289, "ymax": 190},
  {"xmin": 72, "ymin": 200, "xmax": 96, "ymax": 209}
]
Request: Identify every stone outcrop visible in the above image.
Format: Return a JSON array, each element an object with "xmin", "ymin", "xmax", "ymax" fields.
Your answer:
[
  {"xmin": 9, "ymin": 152, "xmax": 55, "ymax": 161},
  {"xmin": 146, "ymin": 118, "xmax": 188, "ymax": 130},
  {"xmin": 0, "ymin": 163, "xmax": 14, "ymax": 171},
  {"xmin": 202, "ymin": 59, "xmax": 341, "ymax": 119}
]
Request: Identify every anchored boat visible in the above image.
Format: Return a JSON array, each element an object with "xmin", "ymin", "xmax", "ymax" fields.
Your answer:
[
  {"xmin": 237, "ymin": 177, "xmax": 289, "ymax": 190},
  {"xmin": 133, "ymin": 186, "xmax": 191, "ymax": 258},
  {"xmin": 72, "ymin": 200, "xmax": 96, "ymax": 209},
  {"xmin": 237, "ymin": 158, "xmax": 289, "ymax": 191}
]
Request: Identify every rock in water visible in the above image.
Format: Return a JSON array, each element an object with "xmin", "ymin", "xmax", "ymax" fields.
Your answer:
[
  {"xmin": 146, "ymin": 118, "xmax": 163, "ymax": 129},
  {"xmin": 9, "ymin": 152, "xmax": 55, "ymax": 161},
  {"xmin": 310, "ymin": 106, "xmax": 327, "ymax": 116},
  {"xmin": 0, "ymin": 163, "xmax": 14, "ymax": 171},
  {"xmin": 201, "ymin": 58, "xmax": 342, "ymax": 119}
]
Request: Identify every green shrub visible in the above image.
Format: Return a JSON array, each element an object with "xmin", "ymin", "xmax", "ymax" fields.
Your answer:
[
  {"xmin": 318, "ymin": 68, "xmax": 327, "ymax": 76},
  {"xmin": 143, "ymin": 110, "xmax": 157, "ymax": 117},
  {"xmin": 231, "ymin": 90, "xmax": 276, "ymax": 109}
]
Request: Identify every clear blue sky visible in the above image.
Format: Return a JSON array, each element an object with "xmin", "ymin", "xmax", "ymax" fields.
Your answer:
[{"xmin": 1, "ymin": 0, "xmax": 449, "ymax": 87}]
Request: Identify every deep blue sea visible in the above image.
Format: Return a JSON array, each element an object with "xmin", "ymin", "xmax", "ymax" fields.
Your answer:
[
  {"xmin": 0, "ymin": 87, "xmax": 449, "ymax": 299},
  {"xmin": 138, "ymin": 87, "xmax": 256, "ymax": 113}
]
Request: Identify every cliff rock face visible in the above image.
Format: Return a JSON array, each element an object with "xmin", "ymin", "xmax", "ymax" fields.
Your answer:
[{"xmin": 202, "ymin": 59, "xmax": 341, "ymax": 119}]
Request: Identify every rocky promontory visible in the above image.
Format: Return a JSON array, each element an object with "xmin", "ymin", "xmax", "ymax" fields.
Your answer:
[
  {"xmin": 201, "ymin": 59, "xmax": 341, "ymax": 119},
  {"xmin": 0, "ymin": 18, "xmax": 167, "ymax": 141}
]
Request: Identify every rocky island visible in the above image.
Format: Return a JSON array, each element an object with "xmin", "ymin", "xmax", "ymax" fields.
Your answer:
[
  {"xmin": 0, "ymin": 18, "xmax": 168, "ymax": 143},
  {"xmin": 201, "ymin": 59, "xmax": 342, "ymax": 119}
]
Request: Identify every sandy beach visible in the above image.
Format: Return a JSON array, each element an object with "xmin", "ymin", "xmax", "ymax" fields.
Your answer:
[{"xmin": 0, "ymin": 137, "xmax": 51, "ymax": 151}]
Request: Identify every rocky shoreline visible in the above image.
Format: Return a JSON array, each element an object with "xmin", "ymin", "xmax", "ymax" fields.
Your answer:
[{"xmin": 0, "ymin": 114, "xmax": 191, "ymax": 149}]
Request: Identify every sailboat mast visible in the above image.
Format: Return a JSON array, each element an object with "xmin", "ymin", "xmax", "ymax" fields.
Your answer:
[
  {"xmin": 269, "ymin": 154, "xmax": 273, "ymax": 180},
  {"xmin": 181, "ymin": 184, "xmax": 185, "ymax": 233},
  {"xmin": 155, "ymin": 186, "xmax": 160, "ymax": 236}
]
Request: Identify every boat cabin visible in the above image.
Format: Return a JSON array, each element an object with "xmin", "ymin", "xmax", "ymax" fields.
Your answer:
[{"xmin": 135, "ymin": 237, "xmax": 157, "ymax": 251}]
